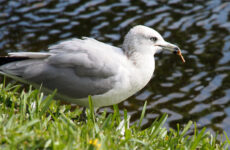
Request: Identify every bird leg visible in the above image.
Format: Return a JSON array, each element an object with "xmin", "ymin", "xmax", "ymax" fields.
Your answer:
[{"xmin": 78, "ymin": 107, "xmax": 87, "ymax": 121}]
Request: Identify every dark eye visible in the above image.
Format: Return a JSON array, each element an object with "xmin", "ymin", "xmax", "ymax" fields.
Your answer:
[{"xmin": 150, "ymin": 37, "xmax": 158, "ymax": 42}]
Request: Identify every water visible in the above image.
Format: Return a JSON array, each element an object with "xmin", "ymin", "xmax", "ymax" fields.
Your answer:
[{"xmin": 1, "ymin": 0, "xmax": 230, "ymax": 136}]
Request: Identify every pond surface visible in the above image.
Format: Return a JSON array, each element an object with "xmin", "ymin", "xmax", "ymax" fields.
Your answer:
[{"xmin": 1, "ymin": 0, "xmax": 230, "ymax": 136}]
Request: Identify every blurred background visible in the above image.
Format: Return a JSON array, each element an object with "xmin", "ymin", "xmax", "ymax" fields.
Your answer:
[{"xmin": 0, "ymin": 0, "xmax": 230, "ymax": 137}]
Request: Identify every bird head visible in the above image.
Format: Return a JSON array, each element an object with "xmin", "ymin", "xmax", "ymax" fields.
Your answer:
[{"xmin": 123, "ymin": 25, "xmax": 185, "ymax": 63}]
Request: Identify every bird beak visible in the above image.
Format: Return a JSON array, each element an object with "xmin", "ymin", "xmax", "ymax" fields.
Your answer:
[{"xmin": 156, "ymin": 41, "xmax": 185, "ymax": 63}]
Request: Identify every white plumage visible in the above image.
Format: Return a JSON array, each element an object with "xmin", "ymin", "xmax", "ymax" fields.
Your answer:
[{"xmin": 0, "ymin": 25, "xmax": 182, "ymax": 108}]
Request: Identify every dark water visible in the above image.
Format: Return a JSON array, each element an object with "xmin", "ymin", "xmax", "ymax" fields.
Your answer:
[{"xmin": 1, "ymin": 0, "xmax": 230, "ymax": 136}]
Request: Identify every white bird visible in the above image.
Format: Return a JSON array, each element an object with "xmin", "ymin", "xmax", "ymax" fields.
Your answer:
[{"xmin": 0, "ymin": 25, "xmax": 185, "ymax": 108}]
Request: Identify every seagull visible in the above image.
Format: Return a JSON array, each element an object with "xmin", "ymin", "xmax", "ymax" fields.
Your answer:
[{"xmin": 0, "ymin": 25, "xmax": 185, "ymax": 108}]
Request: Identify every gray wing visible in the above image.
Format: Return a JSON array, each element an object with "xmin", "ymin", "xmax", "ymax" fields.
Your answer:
[{"xmin": 0, "ymin": 38, "xmax": 123, "ymax": 98}]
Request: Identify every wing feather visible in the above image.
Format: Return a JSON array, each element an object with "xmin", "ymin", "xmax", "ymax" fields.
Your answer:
[{"xmin": 0, "ymin": 38, "xmax": 126, "ymax": 99}]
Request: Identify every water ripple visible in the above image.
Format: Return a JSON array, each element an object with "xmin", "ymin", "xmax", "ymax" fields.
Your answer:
[{"xmin": 0, "ymin": 0, "xmax": 230, "ymax": 137}]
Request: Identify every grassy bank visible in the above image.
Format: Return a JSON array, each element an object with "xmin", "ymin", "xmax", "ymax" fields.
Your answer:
[{"xmin": 0, "ymin": 82, "xmax": 229, "ymax": 149}]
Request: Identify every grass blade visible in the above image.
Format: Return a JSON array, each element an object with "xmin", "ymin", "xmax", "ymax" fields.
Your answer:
[
  {"xmin": 88, "ymin": 95, "xmax": 95, "ymax": 122},
  {"xmin": 138, "ymin": 101, "xmax": 147, "ymax": 129},
  {"xmin": 40, "ymin": 90, "xmax": 56, "ymax": 115},
  {"xmin": 181, "ymin": 120, "xmax": 193, "ymax": 137},
  {"xmin": 150, "ymin": 113, "xmax": 168, "ymax": 139}
]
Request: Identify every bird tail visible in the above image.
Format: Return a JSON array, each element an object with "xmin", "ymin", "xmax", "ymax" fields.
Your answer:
[
  {"xmin": 0, "ymin": 52, "xmax": 52, "ymax": 66},
  {"xmin": 0, "ymin": 56, "xmax": 30, "ymax": 66},
  {"xmin": 0, "ymin": 56, "xmax": 30, "ymax": 82}
]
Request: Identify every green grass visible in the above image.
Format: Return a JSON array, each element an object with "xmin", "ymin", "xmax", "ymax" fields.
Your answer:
[{"xmin": 0, "ymin": 82, "xmax": 230, "ymax": 150}]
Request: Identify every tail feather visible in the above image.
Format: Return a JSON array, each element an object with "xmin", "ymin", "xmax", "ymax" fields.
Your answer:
[{"xmin": 0, "ymin": 56, "xmax": 30, "ymax": 66}]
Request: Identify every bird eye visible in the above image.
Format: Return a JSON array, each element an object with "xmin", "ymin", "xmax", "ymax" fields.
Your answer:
[{"xmin": 150, "ymin": 37, "xmax": 158, "ymax": 42}]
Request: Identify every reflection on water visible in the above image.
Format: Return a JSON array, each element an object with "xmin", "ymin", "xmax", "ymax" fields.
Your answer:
[{"xmin": 1, "ymin": 0, "xmax": 230, "ymax": 136}]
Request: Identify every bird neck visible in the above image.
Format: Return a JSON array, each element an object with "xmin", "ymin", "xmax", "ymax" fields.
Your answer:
[
  {"xmin": 126, "ymin": 51, "xmax": 155, "ymax": 68},
  {"xmin": 127, "ymin": 51, "xmax": 155, "ymax": 85},
  {"xmin": 126, "ymin": 52, "xmax": 155, "ymax": 92}
]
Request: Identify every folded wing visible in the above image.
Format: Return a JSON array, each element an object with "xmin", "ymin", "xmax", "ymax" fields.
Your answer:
[{"xmin": 0, "ymin": 38, "xmax": 126, "ymax": 99}]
